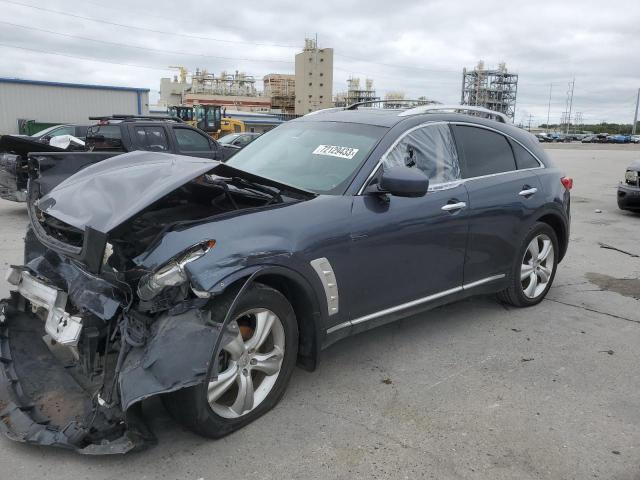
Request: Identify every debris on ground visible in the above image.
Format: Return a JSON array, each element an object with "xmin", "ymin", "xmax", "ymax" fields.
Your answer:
[
  {"xmin": 599, "ymin": 350, "xmax": 615, "ymax": 355},
  {"xmin": 511, "ymin": 328, "xmax": 522, "ymax": 332},
  {"xmin": 521, "ymin": 358, "xmax": 534, "ymax": 362},
  {"xmin": 381, "ymin": 378, "xmax": 393, "ymax": 385},
  {"xmin": 594, "ymin": 209, "xmax": 602, "ymax": 213},
  {"xmin": 612, "ymin": 450, "xmax": 621, "ymax": 455},
  {"xmin": 597, "ymin": 242, "xmax": 639, "ymax": 258}
]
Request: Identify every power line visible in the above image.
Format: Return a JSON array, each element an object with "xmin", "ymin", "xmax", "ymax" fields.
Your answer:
[
  {"xmin": 0, "ymin": 0, "xmax": 298, "ymax": 49},
  {"xmin": 0, "ymin": 21, "xmax": 294, "ymax": 65},
  {"xmin": 0, "ymin": 42, "xmax": 173, "ymax": 72}
]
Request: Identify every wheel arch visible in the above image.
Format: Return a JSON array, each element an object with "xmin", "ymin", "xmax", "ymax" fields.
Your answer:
[
  {"xmin": 218, "ymin": 266, "xmax": 325, "ymax": 372},
  {"xmin": 535, "ymin": 211, "xmax": 568, "ymax": 262}
]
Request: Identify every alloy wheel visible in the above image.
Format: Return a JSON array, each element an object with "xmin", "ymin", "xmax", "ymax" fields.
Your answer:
[
  {"xmin": 521, "ymin": 233, "xmax": 555, "ymax": 299},
  {"xmin": 208, "ymin": 308, "xmax": 285, "ymax": 419}
]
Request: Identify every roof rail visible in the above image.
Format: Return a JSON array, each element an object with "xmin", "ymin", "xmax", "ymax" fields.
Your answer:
[
  {"xmin": 88, "ymin": 114, "xmax": 184, "ymax": 123},
  {"xmin": 397, "ymin": 105, "xmax": 510, "ymax": 123},
  {"xmin": 304, "ymin": 107, "xmax": 344, "ymax": 116},
  {"xmin": 345, "ymin": 99, "xmax": 440, "ymax": 110}
]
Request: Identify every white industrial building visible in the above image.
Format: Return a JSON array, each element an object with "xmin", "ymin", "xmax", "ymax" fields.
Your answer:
[{"xmin": 0, "ymin": 77, "xmax": 149, "ymax": 134}]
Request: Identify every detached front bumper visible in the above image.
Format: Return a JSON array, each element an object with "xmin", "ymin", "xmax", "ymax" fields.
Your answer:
[
  {"xmin": 617, "ymin": 182, "xmax": 640, "ymax": 211},
  {"xmin": 0, "ymin": 296, "xmax": 153, "ymax": 454}
]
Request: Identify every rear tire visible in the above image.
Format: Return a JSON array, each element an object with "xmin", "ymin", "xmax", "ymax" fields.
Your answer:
[
  {"xmin": 497, "ymin": 222, "xmax": 559, "ymax": 307},
  {"xmin": 163, "ymin": 282, "xmax": 298, "ymax": 439}
]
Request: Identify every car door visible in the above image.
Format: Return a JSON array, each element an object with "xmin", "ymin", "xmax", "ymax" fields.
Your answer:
[
  {"xmin": 451, "ymin": 124, "xmax": 545, "ymax": 284},
  {"xmin": 346, "ymin": 123, "xmax": 469, "ymax": 322},
  {"xmin": 172, "ymin": 126, "xmax": 217, "ymax": 159}
]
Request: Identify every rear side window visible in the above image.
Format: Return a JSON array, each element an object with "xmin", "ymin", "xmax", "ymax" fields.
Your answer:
[
  {"xmin": 132, "ymin": 126, "xmax": 169, "ymax": 152},
  {"xmin": 510, "ymin": 141, "xmax": 541, "ymax": 169},
  {"xmin": 174, "ymin": 128, "xmax": 211, "ymax": 151},
  {"xmin": 453, "ymin": 126, "xmax": 516, "ymax": 178},
  {"xmin": 383, "ymin": 124, "xmax": 461, "ymax": 184}
]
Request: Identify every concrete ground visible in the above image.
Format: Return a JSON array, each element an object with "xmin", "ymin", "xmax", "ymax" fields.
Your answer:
[{"xmin": 0, "ymin": 145, "xmax": 639, "ymax": 479}]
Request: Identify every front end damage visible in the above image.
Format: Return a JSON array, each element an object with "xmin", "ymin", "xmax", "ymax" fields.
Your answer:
[
  {"xmin": 0, "ymin": 152, "xmax": 313, "ymax": 454},
  {"xmin": 0, "ymin": 253, "xmax": 234, "ymax": 454}
]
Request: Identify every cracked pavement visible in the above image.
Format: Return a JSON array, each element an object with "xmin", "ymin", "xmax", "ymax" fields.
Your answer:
[{"xmin": 0, "ymin": 144, "xmax": 639, "ymax": 479}]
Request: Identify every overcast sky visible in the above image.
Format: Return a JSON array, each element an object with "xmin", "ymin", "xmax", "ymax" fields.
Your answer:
[{"xmin": 1, "ymin": 0, "xmax": 638, "ymax": 125}]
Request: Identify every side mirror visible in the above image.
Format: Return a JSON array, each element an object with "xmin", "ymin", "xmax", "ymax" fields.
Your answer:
[{"xmin": 376, "ymin": 166, "xmax": 429, "ymax": 197}]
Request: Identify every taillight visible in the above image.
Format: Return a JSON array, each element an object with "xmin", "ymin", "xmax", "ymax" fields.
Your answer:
[{"xmin": 561, "ymin": 177, "xmax": 573, "ymax": 190}]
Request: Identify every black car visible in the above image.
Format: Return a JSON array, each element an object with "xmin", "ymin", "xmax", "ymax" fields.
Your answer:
[
  {"xmin": 0, "ymin": 106, "xmax": 572, "ymax": 454},
  {"xmin": 617, "ymin": 160, "xmax": 640, "ymax": 211},
  {"xmin": 0, "ymin": 115, "xmax": 236, "ymax": 202}
]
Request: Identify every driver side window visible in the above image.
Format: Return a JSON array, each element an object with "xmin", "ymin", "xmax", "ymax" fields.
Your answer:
[{"xmin": 382, "ymin": 124, "xmax": 461, "ymax": 184}]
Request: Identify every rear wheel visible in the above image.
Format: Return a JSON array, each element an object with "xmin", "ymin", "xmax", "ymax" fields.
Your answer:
[
  {"xmin": 164, "ymin": 283, "xmax": 298, "ymax": 438},
  {"xmin": 498, "ymin": 222, "xmax": 558, "ymax": 307}
]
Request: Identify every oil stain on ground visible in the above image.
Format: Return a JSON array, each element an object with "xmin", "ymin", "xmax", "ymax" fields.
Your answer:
[{"xmin": 586, "ymin": 272, "xmax": 640, "ymax": 300}]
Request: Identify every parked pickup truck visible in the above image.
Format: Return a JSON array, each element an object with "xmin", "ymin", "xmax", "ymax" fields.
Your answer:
[{"xmin": 0, "ymin": 115, "xmax": 238, "ymax": 202}]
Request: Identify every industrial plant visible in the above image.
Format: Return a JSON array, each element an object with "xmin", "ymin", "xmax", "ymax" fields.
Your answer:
[{"xmin": 460, "ymin": 61, "xmax": 519, "ymax": 120}]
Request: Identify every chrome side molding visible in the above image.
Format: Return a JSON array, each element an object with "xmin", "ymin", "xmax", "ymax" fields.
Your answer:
[{"xmin": 327, "ymin": 274, "xmax": 505, "ymax": 334}]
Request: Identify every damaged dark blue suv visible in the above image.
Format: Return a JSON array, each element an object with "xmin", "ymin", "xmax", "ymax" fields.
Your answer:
[{"xmin": 0, "ymin": 105, "xmax": 571, "ymax": 453}]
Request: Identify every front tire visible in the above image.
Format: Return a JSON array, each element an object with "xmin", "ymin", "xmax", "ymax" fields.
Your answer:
[
  {"xmin": 163, "ymin": 282, "xmax": 298, "ymax": 438},
  {"xmin": 498, "ymin": 222, "xmax": 559, "ymax": 307}
]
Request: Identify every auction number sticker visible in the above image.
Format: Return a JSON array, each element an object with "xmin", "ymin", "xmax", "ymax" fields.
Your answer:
[{"xmin": 312, "ymin": 144, "xmax": 359, "ymax": 160}]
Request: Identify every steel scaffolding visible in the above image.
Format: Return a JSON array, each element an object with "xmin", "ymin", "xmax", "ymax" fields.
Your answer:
[{"xmin": 461, "ymin": 62, "xmax": 518, "ymax": 120}]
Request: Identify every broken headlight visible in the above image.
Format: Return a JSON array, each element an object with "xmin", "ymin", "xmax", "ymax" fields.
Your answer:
[{"xmin": 137, "ymin": 240, "xmax": 215, "ymax": 301}]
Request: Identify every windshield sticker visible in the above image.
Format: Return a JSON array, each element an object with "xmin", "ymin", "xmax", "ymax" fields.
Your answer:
[{"xmin": 312, "ymin": 145, "xmax": 359, "ymax": 160}]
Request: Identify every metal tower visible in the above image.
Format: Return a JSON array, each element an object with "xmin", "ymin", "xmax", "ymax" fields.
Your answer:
[{"xmin": 461, "ymin": 62, "xmax": 518, "ymax": 120}]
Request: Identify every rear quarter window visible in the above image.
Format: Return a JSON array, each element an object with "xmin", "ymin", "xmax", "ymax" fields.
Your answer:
[
  {"xmin": 453, "ymin": 125, "xmax": 517, "ymax": 178},
  {"xmin": 510, "ymin": 141, "xmax": 542, "ymax": 169}
]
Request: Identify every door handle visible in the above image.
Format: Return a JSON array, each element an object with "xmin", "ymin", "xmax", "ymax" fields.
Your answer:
[
  {"xmin": 441, "ymin": 201, "xmax": 467, "ymax": 212},
  {"xmin": 518, "ymin": 187, "xmax": 538, "ymax": 197}
]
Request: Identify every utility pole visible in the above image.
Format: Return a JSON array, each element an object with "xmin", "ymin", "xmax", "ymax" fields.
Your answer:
[
  {"xmin": 546, "ymin": 83, "xmax": 553, "ymax": 132},
  {"xmin": 633, "ymin": 88, "xmax": 640, "ymax": 135},
  {"xmin": 527, "ymin": 114, "xmax": 534, "ymax": 132},
  {"xmin": 565, "ymin": 78, "xmax": 575, "ymax": 135}
]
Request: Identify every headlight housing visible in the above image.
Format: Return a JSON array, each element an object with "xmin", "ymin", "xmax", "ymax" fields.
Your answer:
[{"xmin": 137, "ymin": 240, "xmax": 215, "ymax": 301}]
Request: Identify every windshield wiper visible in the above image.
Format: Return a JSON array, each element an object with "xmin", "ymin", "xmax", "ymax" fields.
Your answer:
[{"xmin": 230, "ymin": 177, "xmax": 283, "ymax": 204}]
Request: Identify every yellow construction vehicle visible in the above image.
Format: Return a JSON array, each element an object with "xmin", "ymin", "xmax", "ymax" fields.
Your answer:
[
  {"xmin": 168, "ymin": 104, "xmax": 245, "ymax": 139},
  {"xmin": 169, "ymin": 105, "xmax": 225, "ymax": 136},
  {"xmin": 218, "ymin": 117, "xmax": 246, "ymax": 138}
]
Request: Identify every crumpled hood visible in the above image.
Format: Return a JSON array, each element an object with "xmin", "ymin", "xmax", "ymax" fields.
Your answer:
[{"xmin": 37, "ymin": 151, "xmax": 219, "ymax": 233}]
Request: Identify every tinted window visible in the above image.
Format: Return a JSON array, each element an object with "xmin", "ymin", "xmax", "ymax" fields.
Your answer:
[
  {"xmin": 511, "ymin": 141, "xmax": 541, "ymax": 169},
  {"xmin": 132, "ymin": 126, "xmax": 169, "ymax": 152},
  {"xmin": 453, "ymin": 126, "xmax": 516, "ymax": 178},
  {"xmin": 85, "ymin": 124, "xmax": 122, "ymax": 150},
  {"xmin": 383, "ymin": 124, "xmax": 460, "ymax": 184},
  {"xmin": 75, "ymin": 126, "xmax": 88, "ymax": 138},
  {"xmin": 174, "ymin": 128, "xmax": 211, "ymax": 151}
]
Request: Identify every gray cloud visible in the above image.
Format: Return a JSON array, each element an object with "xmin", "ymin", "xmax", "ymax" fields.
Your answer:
[{"xmin": 0, "ymin": 0, "xmax": 638, "ymax": 124}]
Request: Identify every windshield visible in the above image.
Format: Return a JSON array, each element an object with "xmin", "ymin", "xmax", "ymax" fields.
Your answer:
[
  {"xmin": 226, "ymin": 121, "xmax": 387, "ymax": 194},
  {"xmin": 218, "ymin": 134, "xmax": 241, "ymax": 144},
  {"xmin": 31, "ymin": 125, "xmax": 62, "ymax": 137}
]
